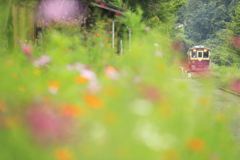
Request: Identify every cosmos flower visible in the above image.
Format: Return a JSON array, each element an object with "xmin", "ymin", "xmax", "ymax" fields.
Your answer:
[
  {"xmin": 21, "ymin": 43, "xmax": 32, "ymax": 55},
  {"xmin": 230, "ymin": 79, "xmax": 240, "ymax": 94},
  {"xmin": 139, "ymin": 86, "xmax": 160, "ymax": 102},
  {"xmin": 67, "ymin": 63, "xmax": 101, "ymax": 93},
  {"xmin": 26, "ymin": 105, "xmax": 75, "ymax": 143},
  {"xmin": 105, "ymin": 66, "xmax": 119, "ymax": 80},
  {"xmin": 55, "ymin": 148, "xmax": 74, "ymax": 160},
  {"xmin": 188, "ymin": 138, "xmax": 205, "ymax": 152},
  {"xmin": 145, "ymin": 26, "xmax": 151, "ymax": 31},
  {"xmin": 48, "ymin": 81, "xmax": 60, "ymax": 94},
  {"xmin": 34, "ymin": 55, "xmax": 51, "ymax": 67},
  {"xmin": 84, "ymin": 94, "xmax": 104, "ymax": 109}
]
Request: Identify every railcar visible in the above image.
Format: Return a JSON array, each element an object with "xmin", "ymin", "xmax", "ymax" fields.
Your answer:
[{"xmin": 187, "ymin": 46, "xmax": 210, "ymax": 71}]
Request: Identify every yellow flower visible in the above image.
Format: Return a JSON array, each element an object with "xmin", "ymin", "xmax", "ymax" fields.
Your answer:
[
  {"xmin": 23, "ymin": 68, "xmax": 29, "ymax": 74},
  {"xmin": 6, "ymin": 59, "xmax": 13, "ymax": 67},
  {"xmin": 33, "ymin": 69, "xmax": 41, "ymax": 75},
  {"xmin": 55, "ymin": 148, "xmax": 74, "ymax": 160},
  {"xmin": 216, "ymin": 113, "xmax": 225, "ymax": 122},
  {"xmin": 158, "ymin": 64, "xmax": 166, "ymax": 71},
  {"xmin": 18, "ymin": 86, "xmax": 26, "ymax": 92},
  {"xmin": 198, "ymin": 97, "xmax": 210, "ymax": 106}
]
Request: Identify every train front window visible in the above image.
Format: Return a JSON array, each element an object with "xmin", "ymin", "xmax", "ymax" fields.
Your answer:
[
  {"xmin": 192, "ymin": 52, "xmax": 196, "ymax": 58},
  {"xmin": 204, "ymin": 52, "xmax": 209, "ymax": 58},
  {"xmin": 198, "ymin": 52, "xmax": 203, "ymax": 58}
]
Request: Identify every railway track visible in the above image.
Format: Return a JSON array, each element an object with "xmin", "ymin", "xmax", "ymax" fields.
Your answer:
[{"xmin": 180, "ymin": 65, "xmax": 240, "ymax": 97}]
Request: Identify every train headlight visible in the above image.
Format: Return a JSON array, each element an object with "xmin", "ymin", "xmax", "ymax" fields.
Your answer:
[
  {"xmin": 193, "ymin": 49, "xmax": 196, "ymax": 52},
  {"xmin": 204, "ymin": 49, "xmax": 208, "ymax": 52}
]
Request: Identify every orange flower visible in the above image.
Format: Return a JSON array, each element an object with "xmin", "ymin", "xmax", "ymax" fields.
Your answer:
[
  {"xmin": 61, "ymin": 104, "xmax": 83, "ymax": 118},
  {"xmin": 0, "ymin": 101, "xmax": 5, "ymax": 112},
  {"xmin": 96, "ymin": 33, "xmax": 100, "ymax": 37},
  {"xmin": 105, "ymin": 39, "xmax": 109, "ymax": 42},
  {"xmin": 84, "ymin": 94, "xmax": 104, "ymax": 109},
  {"xmin": 49, "ymin": 81, "xmax": 60, "ymax": 89},
  {"xmin": 49, "ymin": 81, "xmax": 60, "ymax": 94},
  {"xmin": 188, "ymin": 138, "xmax": 205, "ymax": 152},
  {"xmin": 75, "ymin": 76, "xmax": 89, "ymax": 84},
  {"xmin": 83, "ymin": 31, "xmax": 88, "ymax": 34},
  {"xmin": 55, "ymin": 148, "xmax": 74, "ymax": 160}
]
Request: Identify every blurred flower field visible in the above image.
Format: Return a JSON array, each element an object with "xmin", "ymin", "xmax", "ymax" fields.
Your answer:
[{"xmin": 0, "ymin": 14, "xmax": 240, "ymax": 160}]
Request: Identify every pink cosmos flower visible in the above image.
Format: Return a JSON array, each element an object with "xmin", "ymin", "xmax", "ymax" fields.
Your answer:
[
  {"xmin": 105, "ymin": 66, "xmax": 119, "ymax": 80},
  {"xmin": 34, "ymin": 55, "xmax": 51, "ymax": 67},
  {"xmin": 21, "ymin": 44, "xmax": 32, "ymax": 55},
  {"xmin": 230, "ymin": 79, "xmax": 240, "ymax": 94},
  {"xmin": 67, "ymin": 63, "xmax": 101, "ymax": 93},
  {"xmin": 26, "ymin": 105, "xmax": 75, "ymax": 143},
  {"xmin": 140, "ymin": 86, "xmax": 160, "ymax": 102},
  {"xmin": 145, "ymin": 26, "xmax": 151, "ymax": 31}
]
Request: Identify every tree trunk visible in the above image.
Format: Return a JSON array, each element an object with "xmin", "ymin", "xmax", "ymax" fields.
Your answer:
[{"xmin": 0, "ymin": 0, "xmax": 12, "ymax": 54}]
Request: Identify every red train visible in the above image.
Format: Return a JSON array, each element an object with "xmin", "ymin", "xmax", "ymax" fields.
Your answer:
[{"xmin": 187, "ymin": 46, "xmax": 211, "ymax": 71}]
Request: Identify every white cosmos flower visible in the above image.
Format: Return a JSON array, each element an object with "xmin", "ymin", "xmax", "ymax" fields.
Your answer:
[
  {"xmin": 90, "ymin": 122, "xmax": 107, "ymax": 144},
  {"xmin": 130, "ymin": 99, "xmax": 153, "ymax": 116},
  {"xmin": 133, "ymin": 121, "xmax": 176, "ymax": 151}
]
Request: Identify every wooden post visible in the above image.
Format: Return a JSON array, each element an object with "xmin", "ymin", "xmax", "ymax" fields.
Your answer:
[{"xmin": 12, "ymin": 2, "xmax": 37, "ymax": 48}]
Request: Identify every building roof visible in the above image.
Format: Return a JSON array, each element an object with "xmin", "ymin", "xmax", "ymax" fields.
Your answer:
[{"xmin": 90, "ymin": 2, "xmax": 126, "ymax": 15}]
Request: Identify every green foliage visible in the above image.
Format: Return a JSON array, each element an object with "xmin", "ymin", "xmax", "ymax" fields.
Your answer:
[
  {"xmin": 0, "ymin": 7, "xmax": 240, "ymax": 160},
  {"xmin": 230, "ymin": 2, "xmax": 240, "ymax": 35}
]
